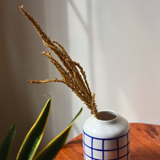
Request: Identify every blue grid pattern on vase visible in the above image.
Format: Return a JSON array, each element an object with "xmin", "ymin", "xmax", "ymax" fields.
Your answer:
[{"xmin": 83, "ymin": 130, "xmax": 130, "ymax": 160}]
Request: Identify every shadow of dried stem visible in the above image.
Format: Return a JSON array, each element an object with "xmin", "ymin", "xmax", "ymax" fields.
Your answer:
[{"xmin": 19, "ymin": 5, "xmax": 100, "ymax": 119}]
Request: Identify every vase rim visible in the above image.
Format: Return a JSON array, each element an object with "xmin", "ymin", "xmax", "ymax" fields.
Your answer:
[{"xmin": 94, "ymin": 110, "xmax": 118, "ymax": 122}]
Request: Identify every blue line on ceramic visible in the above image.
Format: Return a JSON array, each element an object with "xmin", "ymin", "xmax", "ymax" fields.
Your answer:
[
  {"xmin": 83, "ymin": 134, "xmax": 86, "ymax": 160},
  {"xmin": 83, "ymin": 129, "xmax": 130, "ymax": 160},
  {"xmin": 102, "ymin": 140, "xmax": 104, "ymax": 159},
  {"xmin": 83, "ymin": 129, "xmax": 130, "ymax": 140},
  {"xmin": 127, "ymin": 132, "xmax": 129, "ymax": 160},
  {"xmin": 83, "ymin": 150, "xmax": 130, "ymax": 160},
  {"xmin": 91, "ymin": 137, "xmax": 93, "ymax": 158},
  {"xmin": 117, "ymin": 138, "xmax": 119, "ymax": 159},
  {"xmin": 83, "ymin": 141, "xmax": 130, "ymax": 151}
]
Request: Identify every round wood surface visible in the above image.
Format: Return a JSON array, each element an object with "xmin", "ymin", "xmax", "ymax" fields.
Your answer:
[{"xmin": 55, "ymin": 123, "xmax": 160, "ymax": 160}]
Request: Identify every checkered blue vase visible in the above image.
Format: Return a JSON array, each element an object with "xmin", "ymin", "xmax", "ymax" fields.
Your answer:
[{"xmin": 83, "ymin": 110, "xmax": 130, "ymax": 160}]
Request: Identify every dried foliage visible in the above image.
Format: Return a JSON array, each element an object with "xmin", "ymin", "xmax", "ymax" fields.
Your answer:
[{"xmin": 20, "ymin": 5, "xmax": 101, "ymax": 119}]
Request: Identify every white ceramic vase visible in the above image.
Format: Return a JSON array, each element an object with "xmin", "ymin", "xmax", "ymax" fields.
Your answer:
[{"xmin": 83, "ymin": 110, "xmax": 130, "ymax": 160}]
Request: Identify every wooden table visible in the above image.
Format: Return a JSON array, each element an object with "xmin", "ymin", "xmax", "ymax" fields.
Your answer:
[{"xmin": 55, "ymin": 123, "xmax": 160, "ymax": 160}]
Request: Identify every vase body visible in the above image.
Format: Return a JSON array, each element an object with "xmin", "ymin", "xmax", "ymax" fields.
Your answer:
[{"xmin": 83, "ymin": 110, "xmax": 130, "ymax": 160}]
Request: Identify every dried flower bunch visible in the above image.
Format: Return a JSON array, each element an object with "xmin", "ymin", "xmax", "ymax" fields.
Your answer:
[{"xmin": 20, "ymin": 5, "xmax": 101, "ymax": 119}]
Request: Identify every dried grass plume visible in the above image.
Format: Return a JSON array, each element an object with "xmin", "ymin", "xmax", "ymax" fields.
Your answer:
[{"xmin": 20, "ymin": 5, "xmax": 101, "ymax": 119}]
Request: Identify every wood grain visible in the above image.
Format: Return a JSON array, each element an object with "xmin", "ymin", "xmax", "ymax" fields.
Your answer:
[{"xmin": 55, "ymin": 123, "xmax": 160, "ymax": 160}]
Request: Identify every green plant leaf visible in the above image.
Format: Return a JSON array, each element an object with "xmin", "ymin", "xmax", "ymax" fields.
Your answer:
[
  {"xmin": 33, "ymin": 107, "xmax": 83, "ymax": 160},
  {"xmin": 0, "ymin": 124, "xmax": 16, "ymax": 160},
  {"xmin": 16, "ymin": 98, "xmax": 51, "ymax": 160}
]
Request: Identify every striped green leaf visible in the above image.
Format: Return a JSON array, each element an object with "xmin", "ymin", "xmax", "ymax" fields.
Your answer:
[
  {"xmin": 16, "ymin": 98, "xmax": 51, "ymax": 160},
  {"xmin": 33, "ymin": 108, "xmax": 83, "ymax": 160},
  {"xmin": 0, "ymin": 124, "xmax": 16, "ymax": 160}
]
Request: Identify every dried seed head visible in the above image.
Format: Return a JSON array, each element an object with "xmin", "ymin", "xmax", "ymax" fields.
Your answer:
[{"xmin": 20, "ymin": 5, "xmax": 101, "ymax": 119}]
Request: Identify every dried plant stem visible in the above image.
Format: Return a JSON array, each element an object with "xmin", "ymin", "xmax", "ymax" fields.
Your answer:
[{"xmin": 20, "ymin": 5, "xmax": 101, "ymax": 119}]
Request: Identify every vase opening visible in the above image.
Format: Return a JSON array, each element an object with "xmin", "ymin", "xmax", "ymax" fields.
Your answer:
[{"xmin": 98, "ymin": 110, "xmax": 118, "ymax": 121}]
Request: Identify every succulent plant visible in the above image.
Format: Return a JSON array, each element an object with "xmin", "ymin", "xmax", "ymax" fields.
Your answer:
[{"xmin": 0, "ymin": 98, "xmax": 82, "ymax": 160}]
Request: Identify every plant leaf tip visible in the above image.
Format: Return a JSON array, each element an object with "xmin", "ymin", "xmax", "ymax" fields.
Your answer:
[
  {"xmin": 44, "ymin": 94, "xmax": 51, "ymax": 98},
  {"xmin": 11, "ymin": 124, "xmax": 16, "ymax": 130}
]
